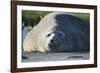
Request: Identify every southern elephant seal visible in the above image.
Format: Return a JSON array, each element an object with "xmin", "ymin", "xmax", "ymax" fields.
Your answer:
[{"xmin": 23, "ymin": 12, "xmax": 89, "ymax": 52}]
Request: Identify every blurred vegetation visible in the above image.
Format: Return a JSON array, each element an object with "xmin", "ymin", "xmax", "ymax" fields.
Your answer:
[
  {"xmin": 72, "ymin": 13, "xmax": 90, "ymax": 23},
  {"xmin": 22, "ymin": 10, "xmax": 90, "ymax": 28},
  {"xmin": 22, "ymin": 10, "xmax": 51, "ymax": 24},
  {"xmin": 22, "ymin": 10, "xmax": 51, "ymax": 19}
]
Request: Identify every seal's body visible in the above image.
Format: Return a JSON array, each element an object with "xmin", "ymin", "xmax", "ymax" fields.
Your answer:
[{"xmin": 23, "ymin": 12, "xmax": 89, "ymax": 52}]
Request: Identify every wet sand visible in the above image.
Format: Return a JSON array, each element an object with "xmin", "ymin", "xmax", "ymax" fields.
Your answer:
[{"xmin": 22, "ymin": 52, "xmax": 89, "ymax": 62}]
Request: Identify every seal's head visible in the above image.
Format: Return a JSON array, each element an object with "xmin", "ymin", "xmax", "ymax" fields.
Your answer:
[{"xmin": 45, "ymin": 30, "xmax": 65, "ymax": 52}]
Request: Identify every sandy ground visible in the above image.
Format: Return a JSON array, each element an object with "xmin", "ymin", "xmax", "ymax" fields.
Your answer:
[{"xmin": 22, "ymin": 52, "xmax": 89, "ymax": 62}]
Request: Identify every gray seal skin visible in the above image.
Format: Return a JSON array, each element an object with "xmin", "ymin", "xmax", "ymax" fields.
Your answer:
[{"xmin": 23, "ymin": 12, "xmax": 89, "ymax": 53}]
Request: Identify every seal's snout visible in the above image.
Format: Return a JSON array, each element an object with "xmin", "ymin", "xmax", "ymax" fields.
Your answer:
[{"xmin": 49, "ymin": 31, "xmax": 64, "ymax": 50}]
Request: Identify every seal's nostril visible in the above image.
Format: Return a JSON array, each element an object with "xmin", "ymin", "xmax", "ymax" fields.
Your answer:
[
  {"xmin": 50, "ymin": 39, "xmax": 57, "ymax": 47},
  {"xmin": 51, "ymin": 39, "xmax": 54, "ymax": 44}
]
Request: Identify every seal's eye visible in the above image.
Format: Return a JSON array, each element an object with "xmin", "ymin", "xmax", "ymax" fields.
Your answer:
[
  {"xmin": 46, "ymin": 33, "xmax": 51, "ymax": 37},
  {"xmin": 58, "ymin": 33, "xmax": 61, "ymax": 36},
  {"xmin": 56, "ymin": 31, "xmax": 65, "ymax": 38}
]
